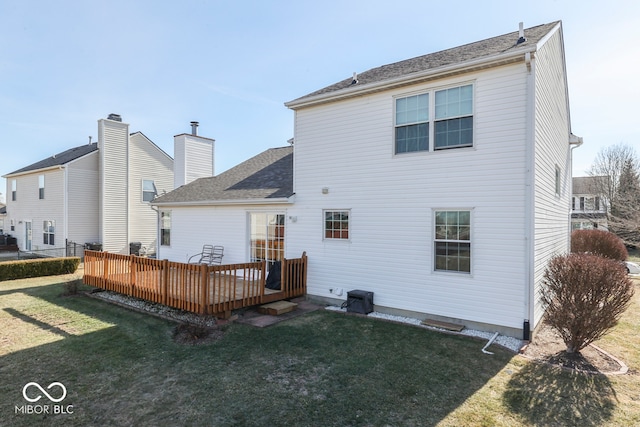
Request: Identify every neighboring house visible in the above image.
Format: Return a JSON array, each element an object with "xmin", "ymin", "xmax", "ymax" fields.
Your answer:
[
  {"xmin": 153, "ymin": 21, "xmax": 579, "ymax": 339},
  {"xmin": 2, "ymin": 114, "xmax": 179, "ymax": 255},
  {"xmin": 571, "ymin": 176, "xmax": 608, "ymax": 230},
  {"xmin": 0, "ymin": 203, "xmax": 5, "ymax": 234}
]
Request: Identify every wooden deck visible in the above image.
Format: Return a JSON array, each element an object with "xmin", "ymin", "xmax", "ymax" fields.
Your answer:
[{"xmin": 83, "ymin": 251, "xmax": 307, "ymax": 317}]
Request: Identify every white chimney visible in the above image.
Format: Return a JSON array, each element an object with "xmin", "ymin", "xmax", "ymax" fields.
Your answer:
[{"xmin": 174, "ymin": 123, "xmax": 215, "ymax": 188}]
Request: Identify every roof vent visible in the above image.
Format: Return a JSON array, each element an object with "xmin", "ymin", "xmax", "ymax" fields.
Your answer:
[
  {"xmin": 107, "ymin": 113, "xmax": 122, "ymax": 122},
  {"xmin": 516, "ymin": 22, "xmax": 526, "ymax": 44},
  {"xmin": 190, "ymin": 121, "xmax": 199, "ymax": 136},
  {"xmin": 351, "ymin": 72, "xmax": 358, "ymax": 85}
]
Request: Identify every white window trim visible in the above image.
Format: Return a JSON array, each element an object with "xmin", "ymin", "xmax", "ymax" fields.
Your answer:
[
  {"xmin": 38, "ymin": 175, "xmax": 45, "ymax": 200},
  {"xmin": 160, "ymin": 210, "xmax": 171, "ymax": 247},
  {"xmin": 393, "ymin": 81, "xmax": 475, "ymax": 156},
  {"xmin": 555, "ymin": 165, "xmax": 562, "ymax": 196},
  {"xmin": 248, "ymin": 211, "xmax": 286, "ymax": 264},
  {"xmin": 432, "ymin": 208, "xmax": 473, "ymax": 275},
  {"xmin": 323, "ymin": 209, "xmax": 351, "ymax": 241},
  {"xmin": 142, "ymin": 179, "xmax": 157, "ymax": 203}
]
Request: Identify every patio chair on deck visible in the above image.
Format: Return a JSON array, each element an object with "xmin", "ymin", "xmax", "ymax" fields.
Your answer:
[{"xmin": 188, "ymin": 245, "xmax": 224, "ymax": 265}]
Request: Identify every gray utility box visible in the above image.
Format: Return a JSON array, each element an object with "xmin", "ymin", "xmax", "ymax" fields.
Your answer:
[{"xmin": 346, "ymin": 290, "xmax": 374, "ymax": 314}]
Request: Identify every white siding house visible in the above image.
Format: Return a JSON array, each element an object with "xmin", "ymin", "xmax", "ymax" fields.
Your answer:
[
  {"xmin": 571, "ymin": 176, "xmax": 608, "ymax": 230},
  {"xmin": 284, "ymin": 21, "xmax": 579, "ymax": 338},
  {"xmin": 2, "ymin": 114, "xmax": 175, "ymax": 256},
  {"xmin": 152, "ymin": 22, "xmax": 579, "ymax": 339}
]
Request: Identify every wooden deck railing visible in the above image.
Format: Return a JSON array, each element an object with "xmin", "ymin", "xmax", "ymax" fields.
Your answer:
[{"xmin": 83, "ymin": 250, "xmax": 307, "ymax": 317}]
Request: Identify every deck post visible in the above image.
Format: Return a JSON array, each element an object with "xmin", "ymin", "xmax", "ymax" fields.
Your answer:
[
  {"xmin": 281, "ymin": 257, "xmax": 288, "ymax": 298},
  {"xmin": 200, "ymin": 263, "xmax": 208, "ymax": 314},
  {"xmin": 130, "ymin": 255, "xmax": 136, "ymax": 296},
  {"xmin": 162, "ymin": 259, "xmax": 169, "ymax": 305}
]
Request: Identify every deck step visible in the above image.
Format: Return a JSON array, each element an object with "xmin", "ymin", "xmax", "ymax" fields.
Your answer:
[
  {"xmin": 421, "ymin": 319, "xmax": 464, "ymax": 332},
  {"xmin": 259, "ymin": 301, "xmax": 298, "ymax": 316}
]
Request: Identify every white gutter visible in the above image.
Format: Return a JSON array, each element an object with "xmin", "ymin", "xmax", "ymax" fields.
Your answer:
[
  {"xmin": 152, "ymin": 195, "xmax": 295, "ymax": 208},
  {"xmin": 286, "ymin": 46, "xmax": 537, "ymax": 109},
  {"xmin": 2, "ymin": 165, "xmax": 66, "ymax": 179},
  {"xmin": 523, "ymin": 49, "xmax": 536, "ymax": 339}
]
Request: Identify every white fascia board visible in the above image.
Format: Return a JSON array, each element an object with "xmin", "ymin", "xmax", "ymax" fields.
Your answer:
[
  {"xmin": 152, "ymin": 195, "xmax": 295, "ymax": 208},
  {"xmin": 2, "ymin": 165, "xmax": 64, "ymax": 178},
  {"xmin": 285, "ymin": 47, "xmax": 537, "ymax": 110}
]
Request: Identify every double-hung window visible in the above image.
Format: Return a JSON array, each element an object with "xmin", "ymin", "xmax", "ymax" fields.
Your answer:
[
  {"xmin": 395, "ymin": 84, "xmax": 473, "ymax": 154},
  {"xmin": 160, "ymin": 211, "xmax": 171, "ymax": 246},
  {"xmin": 11, "ymin": 180, "xmax": 16, "ymax": 201},
  {"xmin": 434, "ymin": 210, "xmax": 471, "ymax": 273},
  {"xmin": 43, "ymin": 220, "xmax": 55, "ymax": 246},
  {"xmin": 434, "ymin": 85, "xmax": 473, "ymax": 149},
  {"xmin": 39, "ymin": 175, "xmax": 45, "ymax": 199},
  {"xmin": 395, "ymin": 94, "xmax": 429, "ymax": 153},
  {"xmin": 142, "ymin": 180, "xmax": 157, "ymax": 202}
]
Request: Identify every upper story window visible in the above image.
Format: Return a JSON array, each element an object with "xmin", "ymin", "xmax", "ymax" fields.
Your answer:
[
  {"xmin": 11, "ymin": 180, "xmax": 16, "ymax": 201},
  {"xmin": 395, "ymin": 94, "xmax": 429, "ymax": 153},
  {"xmin": 142, "ymin": 180, "xmax": 157, "ymax": 202},
  {"xmin": 434, "ymin": 85, "xmax": 473, "ymax": 149},
  {"xmin": 395, "ymin": 84, "xmax": 473, "ymax": 154},
  {"xmin": 555, "ymin": 166, "xmax": 561, "ymax": 196},
  {"xmin": 38, "ymin": 175, "xmax": 45, "ymax": 200},
  {"xmin": 324, "ymin": 210, "xmax": 350, "ymax": 240}
]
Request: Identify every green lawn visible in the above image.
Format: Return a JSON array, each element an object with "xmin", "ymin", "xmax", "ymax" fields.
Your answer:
[{"xmin": 1, "ymin": 274, "xmax": 639, "ymax": 426}]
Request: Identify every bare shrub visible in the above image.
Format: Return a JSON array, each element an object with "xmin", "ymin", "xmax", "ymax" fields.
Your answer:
[
  {"xmin": 571, "ymin": 229, "xmax": 628, "ymax": 261},
  {"xmin": 540, "ymin": 253, "xmax": 634, "ymax": 354},
  {"xmin": 63, "ymin": 279, "xmax": 83, "ymax": 296}
]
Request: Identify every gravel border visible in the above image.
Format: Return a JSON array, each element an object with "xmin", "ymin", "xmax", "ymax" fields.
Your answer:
[
  {"xmin": 88, "ymin": 290, "xmax": 218, "ymax": 327},
  {"xmin": 325, "ymin": 306, "xmax": 524, "ymax": 353}
]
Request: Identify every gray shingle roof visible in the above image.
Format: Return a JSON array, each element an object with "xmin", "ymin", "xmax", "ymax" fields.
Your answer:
[
  {"xmin": 287, "ymin": 21, "xmax": 560, "ymax": 107},
  {"xmin": 153, "ymin": 146, "xmax": 293, "ymax": 205},
  {"xmin": 573, "ymin": 176, "xmax": 608, "ymax": 195},
  {"xmin": 5, "ymin": 143, "xmax": 98, "ymax": 176}
]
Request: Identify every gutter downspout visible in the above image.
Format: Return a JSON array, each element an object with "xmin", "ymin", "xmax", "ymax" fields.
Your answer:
[
  {"xmin": 523, "ymin": 52, "xmax": 536, "ymax": 341},
  {"xmin": 61, "ymin": 165, "xmax": 67, "ymax": 251},
  {"xmin": 569, "ymin": 134, "xmax": 584, "ymax": 245},
  {"xmin": 150, "ymin": 204, "xmax": 160, "ymax": 259}
]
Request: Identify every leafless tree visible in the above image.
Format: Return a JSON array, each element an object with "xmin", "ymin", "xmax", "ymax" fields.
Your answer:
[{"xmin": 588, "ymin": 143, "xmax": 640, "ymax": 246}]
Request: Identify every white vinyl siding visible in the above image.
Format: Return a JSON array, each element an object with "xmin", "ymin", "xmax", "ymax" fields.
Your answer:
[
  {"xmin": 173, "ymin": 135, "xmax": 214, "ymax": 188},
  {"xmin": 67, "ymin": 152, "xmax": 99, "ymax": 245},
  {"xmin": 129, "ymin": 132, "xmax": 173, "ymax": 252},
  {"xmin": 531, "ymin": 27, "xmax": 572, "ymax": 327},
  {"xmin": 288, "ymin": 64, "xmax": 530, "ymax": 334},
  {"xmin": 4, "ymin": 170, "xmax": 65, "ymax": 252},
  {"xmin": 98, "ymin": 121, "xmax": 173, "ymax": 255},
  {"xmin": 99, "ymin": 119, "xmax": 129, "ymax": 253},
  {"xmin": 157, "ymin": 204, "xmax": 291, "ymax": 265}
]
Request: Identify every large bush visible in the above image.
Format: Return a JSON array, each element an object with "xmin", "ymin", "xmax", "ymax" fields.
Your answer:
[
  {"xmin": 0, "ymin": 257, "xmax": 80, "ymax": 281},
  {"xmin": 540, "ymin": 253, "xmax": 634, "ymax": 354},
  {"xmin": 571, "ymin": 229, "xmax": 628, "ymax": 261}
]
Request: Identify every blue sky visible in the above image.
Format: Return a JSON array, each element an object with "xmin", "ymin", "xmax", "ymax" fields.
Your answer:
[{"xmin": 1, "ymin": 0, "xmax": 638, "ymax": 203}]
